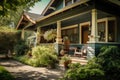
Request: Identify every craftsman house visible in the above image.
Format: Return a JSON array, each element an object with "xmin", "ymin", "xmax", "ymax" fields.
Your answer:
[{"xmin": 17, "ymin": 0, "xmax": 120, "ymax": 59}]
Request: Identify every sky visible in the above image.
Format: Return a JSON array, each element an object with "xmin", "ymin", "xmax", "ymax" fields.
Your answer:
[{"xmin": 29, "ymin": 0, "xmax": 50, "ymax": 15}]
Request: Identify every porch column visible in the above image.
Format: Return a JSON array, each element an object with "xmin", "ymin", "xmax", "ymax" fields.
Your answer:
[
  {"xmin": 55, "ymin": 21, "xmax": 62, "ymax": 55},
  {"xmin": 36, "ymin": 27, "xmax": 41, "ymax": 44},
  {"xmin": 21, "ymin": 29, "xmax": 25, "ymax": 40},
  {"xmin": 89, "ymin": 9, "xmax": 99, "ymax": 42},
  {"xmin": 56, "ymin": 21, "xmax": 62, "ymax": 44}
]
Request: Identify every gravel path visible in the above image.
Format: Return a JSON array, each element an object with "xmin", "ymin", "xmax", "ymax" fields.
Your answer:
[{"xmin": 0, "ymin": 59, "xmax": 64, "ymax": 80}]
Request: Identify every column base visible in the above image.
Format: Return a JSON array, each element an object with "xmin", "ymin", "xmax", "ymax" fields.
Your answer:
[
  {"xmin": 56, "ymin": 38, "xmax": 63, "ymax": 44},
  {"xmin": 88, "ymin": 35, "xmax": 100, "ymax": 43}
]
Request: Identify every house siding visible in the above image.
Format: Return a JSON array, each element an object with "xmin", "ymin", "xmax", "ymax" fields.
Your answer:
[{"xmin": 55, "ymin": 0, "xmax": 64, "ymax": 11}]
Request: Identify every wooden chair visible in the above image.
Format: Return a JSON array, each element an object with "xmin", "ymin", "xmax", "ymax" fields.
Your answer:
[{"xmin": 74, "ymin": 47, "xmax": 83, "ymax": 57}]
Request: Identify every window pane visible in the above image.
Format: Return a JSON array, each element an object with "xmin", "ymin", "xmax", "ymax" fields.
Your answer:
[
  {"xmin": 65, "ymin": 0, "xmax": 72, "ymax": 6},
  {"xmin": 98, "ymin": 22, "xmax": 105, "ymax": 42},
  {"xmin": 108, "ymin": 20, "xmax": 115, "ymax": 42},
  {"xmin": 62, "ymin": 27, "xmax": 79, "ymax": 43},
  {"xmin": 74, "ymin": 0, "xmax": 80, "ymax": 2}
]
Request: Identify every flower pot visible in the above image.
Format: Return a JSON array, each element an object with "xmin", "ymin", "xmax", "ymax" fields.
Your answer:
[{"xmin": 64, "ymin": 60, "xmax": 72, "ymax": 69}]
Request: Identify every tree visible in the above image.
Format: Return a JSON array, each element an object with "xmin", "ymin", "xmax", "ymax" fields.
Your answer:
[
  {"xmin": 0, "ymin": 0, "xmax": 39, "ymax": 16},
  {"xmin": 0, "ymin": 0, "xmax": 41, "ymax": 27}
]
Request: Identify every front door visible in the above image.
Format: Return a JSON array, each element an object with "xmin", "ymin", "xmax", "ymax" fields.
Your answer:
[{"xmin": 81, "ymin": 25, "xmax": 89, "ymax": 44}]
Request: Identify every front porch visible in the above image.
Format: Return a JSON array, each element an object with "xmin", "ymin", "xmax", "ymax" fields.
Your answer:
[{"xmin": 21, "ymin": 0, "xmax": 120, "ymax": 60}]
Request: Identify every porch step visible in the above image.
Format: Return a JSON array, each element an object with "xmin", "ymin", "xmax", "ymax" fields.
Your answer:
[
  {"xmin": 71, "ymin": 57, "xmax": 88, "ymax": 65},
  {"xmin": 59, "ymin": 56, "xmax": 88, "ymax": 69}
]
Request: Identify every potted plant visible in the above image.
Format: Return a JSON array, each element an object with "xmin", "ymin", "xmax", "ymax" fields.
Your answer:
[
  {"xmin": 60, "ymin": 55, "xmax": 72, "ymax": 69},
  {"xmin": 63, "ymin": 36, "xmax": 70, "ymax": 54}
]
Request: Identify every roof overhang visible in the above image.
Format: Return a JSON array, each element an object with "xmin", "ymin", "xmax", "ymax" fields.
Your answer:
[
  {"xmin": 36, "ymin": 0, "xmax": 90, "ymax": 22},
  {"xmin": 16, "ymin": 13, "xmax": 36, "ymax": 30},
  {"xmin": 21, "ymin": 0, "xmax": 120, "ymax": 30}
]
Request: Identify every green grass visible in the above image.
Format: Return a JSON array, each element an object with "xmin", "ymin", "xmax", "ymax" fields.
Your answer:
[{"xmin": 0, "ymin": 66, "xmax": 14, "ymax": 80}]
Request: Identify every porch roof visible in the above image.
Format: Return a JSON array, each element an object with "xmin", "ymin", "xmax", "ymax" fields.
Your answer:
[
  {"xmin": 26, "ymin": 0, "xmax": 120, "ymax": 30},
  {"xmin": 16, "ymin": 12, "xmax": 42, "ymax": 30},
  {"xmin": 26, "ymin": 0, "xmax": 90, "ymax": 30}
]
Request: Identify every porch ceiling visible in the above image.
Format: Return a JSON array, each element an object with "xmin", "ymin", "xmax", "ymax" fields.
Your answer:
[
  {"xmin": 61, "ymin": 10, "xmax": 112, "ymax": 27},
  {"xmin": 95, "ymin": 0, "xmax": 120, "ymax": 17}
]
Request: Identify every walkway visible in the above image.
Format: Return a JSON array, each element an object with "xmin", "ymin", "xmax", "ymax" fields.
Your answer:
[{"xmin": 0, "ymin": 59, "xmax": 64, "ymax": 80}]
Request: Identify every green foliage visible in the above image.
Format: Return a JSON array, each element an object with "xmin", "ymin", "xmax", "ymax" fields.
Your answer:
[
  {"xmin": 63, "ymin": 60, "xmax": 104, "ymax": 80},
  {"xmin": 14, "ymin": 40, "xmax": 29, "ymax": 55},
  {"xmin": 14, "ymin": 45, "xmax": 59, "ymax": 68},
  {"xmin": 62, "ymin": 46, "xmax": 120, "ymax": 80},
  {"xmin": 96, "ymin": 46, "xmax": 120, "ymax": 80},
  {"xmin": 0, "ymin": 27, "xmax": 21, "ymax": 54},
  {"xmin": 29, "ymin": 45, "xmax": 58, "ymax": 67},
  {"xmin": 0, "ymin": 66, "xmax": 14, "ymax": 80},
  {"xmin": 60, "ymin": 55, "xmax": 71, "ymax": 64},
  {"xmin": 0, "ymin": 0, "xmax": 39, "ymax": 16}
]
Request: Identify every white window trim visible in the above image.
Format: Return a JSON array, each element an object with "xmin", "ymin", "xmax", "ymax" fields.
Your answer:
[{"xmin": 63, "ymin": 0, "xmax": 75, "ymax": 7}]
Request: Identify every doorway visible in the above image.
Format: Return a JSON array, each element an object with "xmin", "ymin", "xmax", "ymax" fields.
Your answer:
[{"xmin": 81, "ymin": 24, "xmax": 89, "ymax": 44}]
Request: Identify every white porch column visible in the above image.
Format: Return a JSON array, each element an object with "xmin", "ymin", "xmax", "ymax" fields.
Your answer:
[
  {"xmin": 89, "ymin": 9, "xmax": 99, "ymax": 42},
  {"xmin": 56, "ymin": 21, "xmax": 62, "ymax": 44},
  {"xmin": 21, "ymin": 29, "xmax": 25, "ymax": 40}
]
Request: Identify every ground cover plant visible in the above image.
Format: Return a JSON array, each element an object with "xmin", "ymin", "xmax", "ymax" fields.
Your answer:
[{"xmin": 0, "ymin": 66, "xmax": 14, "ymax": 80}]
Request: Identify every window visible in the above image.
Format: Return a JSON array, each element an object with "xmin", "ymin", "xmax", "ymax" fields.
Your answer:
[
  {"xmin": 108, "ymin": 20, "xmax": 116, "ymax": 42},
  {"xmin": 65, "ymin": 0, "xmax": 72, "ymax": 6},
  {"xmin": 74, "ymin": 0, "xmax": 80, "ymax": 2},
  {"xmin": 98, "ymin": 22, "xmax": 106, "ymax": 42},
  {"xmin": 64, "ymin": 0, "xmax": 80, "ymax": 7},
  {"xmin": 97, "ymin": 18, "xmax": 116, "ymax": 42},
  {"xmin": 62, "ymin": 27, "xmax": 79, "ymax": 43}
]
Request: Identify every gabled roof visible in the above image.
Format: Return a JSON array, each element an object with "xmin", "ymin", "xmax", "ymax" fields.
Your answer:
[
  {"xmin": 41, "ymin": 0, "xmax": 55, "ymax": 16},
  {"xmin": 24, "ymin": 12, "xmax": 43, "ymax": 21},
  {"xmin": 16, "ymin": 12, "xmax": 42, "ymax": 30},
  {"xmin": 41, "ymin": 0, "xmax": 61, "ymax": 16}
]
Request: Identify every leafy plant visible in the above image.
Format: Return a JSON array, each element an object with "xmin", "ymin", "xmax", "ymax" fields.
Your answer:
[
  {"xmin": 14, "ymin": 40, "xmax": 29, "ymax": 55},
  {"xmin": 60, "ymin": 55, "xmax": 72, "ymax": 69},
  {"xmin": 60, "ymin": 55, "xmax": 71, "ymax": 64},
  {"xmin": 62, "ymin": 59, "xmax": 104, "ymax": 80},
  {"xmin": 96, "ymin": 46, "xmax": 120, "ymax": 80},
  {"xmin": 61, "ymin": 46, "xmax": 120, "ymax": 80},
  {"xmin": 0, "ymin": 66, "xmax": 14, "ymax": 80},
  {"xmin": 14, "ymin": 45, "xmax": 59, "ymax": 68}
]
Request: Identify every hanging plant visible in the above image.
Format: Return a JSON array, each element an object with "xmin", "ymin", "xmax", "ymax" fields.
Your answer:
[{"xmin": 43, "ymin": 29, "xmax": 56, "ymax": 42}]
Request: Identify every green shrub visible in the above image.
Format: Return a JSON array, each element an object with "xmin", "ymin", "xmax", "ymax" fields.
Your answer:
[
  {"xmin": 14, "ymin": 45, "xmax": 58, "ymax": 68},
  {"xmin": 14, "ymin": 40, "xmax": 29, "ymax": 55},
  {"xmin": 63, "ymin": 60, "xmax": 104, "ymax": 80},
  {"xmin": 29, "ymin": 45, "xmax": 58, "ymax": 67},
  {"xmin": 0, "ymin": 27, "xmax": 21, "ymax": 54},
  {"xmin": 62, "ymin": 46, "xmax": 120, "ymax": 80},
  {"xmin": 0, "ymin": 66, "xmax": 14, "ymax": 80},
  {"xmin": 96, "ymin": 46, "xmax": 120, "ymax": 80}
]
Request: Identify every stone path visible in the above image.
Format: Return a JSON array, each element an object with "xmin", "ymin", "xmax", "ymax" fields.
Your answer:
[{"xmin": 0, "ymin": 59, "xmax": 64, "ymax": 80}]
